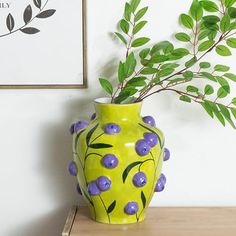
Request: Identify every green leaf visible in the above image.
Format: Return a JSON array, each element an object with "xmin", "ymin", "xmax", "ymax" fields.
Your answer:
[
  {"xmin": 218, "ymin": 104, "xmax": 236, "ymax": 128},
  {"xmin": 198, "ymin": 30, "xmax": 210, "ymax": 40},
  {"xmin": 175, "ymin": 32, "xmax": 191, "ymax": 42},
  {"xmin": 208, "ymin": 101, "xmax": 226, "ymax": 126},
  {"xmin": 190, "ymin": 0, "xmax": 203, "ymax": 21},
  {"xmin": 134, "ymin": 6, "xmax": 148, "ymax": 22},
  {"xmin": 124, "ymin": 3, "xmax": 132, "ymax": 21},
  {"xmin": 215, "ymin": 45, "xmax": 232, "ymax": 56},
  {"xmin": 118, "ymin": 62, "xmax": 125, "ymax": 83},
  {"xmin": 120, "ymin": 19, "xmax": 129, "ymax": 34},
  {"xmin": 141, "ymin": 191, "xmax": 146, "ymax": 208},
  {"xmin": 228, "ymin": 7, "xmax": 236, "ymax": 18},
  {"xmin": 216, "ymin": 76, "xmax": 230, "ymax": 93},
  {"xmin": 139, "ymin": 48, "xmax": 150, "ymax": 59},
  {"xmin": 187, "ymin": 85, "xmax": 199, "ymax": 92},
  {"xmin": 226, "ymin": 38, "xmax": 236, "ymax": 48},
  {"xmin": 180, "ymin": 95, "xmax": 191, "ymax": 103},
  {"xmin": 198, "ymin": 40, "xmax": 214, "ymax": 51},
  {"xmin": 161, "ymin": 63, "xmax": 180, "ymax": 70},
  {"xmin": 86, "ymin": 124, "xmax": 99, "ymax": 146},
  {"xmin": 132, "ymin": 37, "xmax": 150, "ymax": 47},
  {"xmin": 126, "ymin": 77, "xmax": 147, "ymax": 87},
  {"xmin": 133, "ymin": 21, "xmax": 147, "ymax": 34},
  {"xmin": 201, "ymin": 101, "xmax": 214, "ymax": 118},
  {"xmin": 208, "ymin": 30, "xmax": 217, "ymax": 40},
  {"xmin": 171, "ymin": 48, "xmax": 189, "ymax": 59},
  {"xmin": 223, "ymin": 73, "xmax": 236, "ymax": 82},
  {"xmin": 89, "ymin": 143, "xmax": 113, "ymax": 149},
  {"xmin": 115, "ymin": 87, "xmax": 138, "ymax": 104},
  {"xmin": 232, "ymin": 97, "xmax": 236, "ymax": 105},
  {"xmin": 151, "ymin": 41, "xmax": 174, "ymax": 55},
  {"xmin": 141, "ymin": 68, "xmax": 157, "ymax": 75},
  {"xmin": 122, "ymin": 161, "xmax": 143, "ymax": 183},
  {"xmin": 114, "ymin": 92, "xmax": 130, "ymax": 104},
  {"xmin": 150, "ymin": 55, "xmax": 169, "ymax": 64},
  {"xmin": 124, "ymin": 52, "xmax": 136, "ymax": 77},
  {"xmin": 158, "ymin": 68, "xmax": 175, "ymax": 77},
  {"xmin": 231, "ymin": 107, "xmax": 236, "ymax": 119},
  {"xmin": 114, "ymin": 32, "xmax": 127, "ymax": 45},
  {"xmin": 203, "ymin": 15, "xmax": 220, "ymax": 24},
  {"xmin": 220, "ymin": 14, "xmax": 231, "ymax": 32},
  {"xmin": 183, "ymin": 71, "xmax": 194, "ymax": 79},
  {"xmin": 168, "ymin": 77, "xmax": 192, "ymax": 86},
  {"xmin": 214, "ymin": 64, "xmax": 230, "ymax": 72},
  {"xmin": 107, "ymin": 200, "xmax": 116, "ymax": 214},
  {"xmin": 201, "ymin": 72, "xmax": 217, "ymax": 81},
  {"xmin": 99, "ymin": 78, "xmax": 113, "ymax": 95},
  {"xmin": 204, "ymin": 84, "xmax": 214, "ymax": 95},
  {"xmin": 185, "ymin": 56, "xmax": 197, "ymax": 68},
  {"xmin": 130, "ymin": 0, "xmax": 141, "ymax": 12},
  {"xmin": 217, "ymin": 87, "xmax": 229, "ymax": 98},
  {"xmin": 200, "ymin": 62, "xmax": 211, "ymax": 68},
  {"xmin": 225, "ymin": 0, "xmax": 236, "ymax": 8},
  {"xmin": 180, "ymin": 14, "xmax": 194, "ymax": 29},
  {"xmin": 200, "ymin": 1, "xmax": 219, "ymax": 12}
]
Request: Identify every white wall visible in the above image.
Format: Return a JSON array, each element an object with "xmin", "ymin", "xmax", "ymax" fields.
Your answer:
[{"xmin": 1, "ymin": 0, "xmax": 236, "ymax": 235}]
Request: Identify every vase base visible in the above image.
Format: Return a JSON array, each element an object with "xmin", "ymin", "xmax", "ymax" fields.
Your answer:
[{"xmin": 90, "ymin": 215, "xmax": 146, "ymax": 225}]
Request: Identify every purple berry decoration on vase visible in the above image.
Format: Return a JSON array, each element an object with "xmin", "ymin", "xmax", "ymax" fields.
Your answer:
[
  {"xmin": 70, "ymin": 121, "xmax": 89, "ymax": 134},
  {"xmin": 90, "ymin": 113, "xmax": 96, "ymax": 121},
  {"xmin": 104, "ymin": 123, "xmax": 121, "ymax": 134},
  {"xmin": 133, "ymin": 172, "xmax": 147, "ymax": 187},
  {"xmin": 155, "ymin": 180, "xmax": 165, "ymax": 192},
  {"xmin": 76, "ymin": 184, "xmax": 82, "ymax": 195},
  {"xmin": 96, "ymin": 176, "xmax": 111, "ymax": 191},
  {"xmin": 142, "ymin": 116, "xmax": 156, "ymax": 127},
  {"xmin": 135, "ymin": 139, "xmax": 151, "ymax": 156},
  {"xmin": 88, "ymin": 181, "xmax": 101, "ymax": 196},
  {"xmin": 102, "ymin": 154, "xmax": 118, "ymax": 169},
  {"xmin": 159, "ymin": 173, "xmax": 167, "ymax": 185},
  {"xmin": 164, "ymin": 148, "xmax": 170, "ymax": 161},
  {"xmin": 143, "ymin": 132, "xmax": 158, "ymax": 147},
  {"xmin": 68, "ymin": 161, "xmax": 77, "ymax": 176},
  {"xmin": 124, "ymin": 202, "xmax": 139, "ymax": 215},
  {"xmin": 155, "ymin": 176, "xmax": 166, "ymax": 192}
]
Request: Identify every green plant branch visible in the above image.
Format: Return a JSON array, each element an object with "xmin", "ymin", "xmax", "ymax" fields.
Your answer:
[{"xmin": 136, "ymin": 31, "xmax": 228, "ymax": 102}]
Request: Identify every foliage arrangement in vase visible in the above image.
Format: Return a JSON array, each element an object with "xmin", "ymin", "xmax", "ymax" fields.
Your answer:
[{"xmin": 69, "ymin": 0, "xmax": 236, "ymax": 224}]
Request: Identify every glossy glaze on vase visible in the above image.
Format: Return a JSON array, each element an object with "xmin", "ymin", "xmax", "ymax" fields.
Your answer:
[{"xmin": 72, "ymin": 98, "xmax": 165, "ymax": 224}]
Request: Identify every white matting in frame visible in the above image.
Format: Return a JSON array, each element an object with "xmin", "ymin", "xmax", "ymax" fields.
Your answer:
[{"xmin": 0, "ymin": 0, "xmax": 87, "ymax": 89}]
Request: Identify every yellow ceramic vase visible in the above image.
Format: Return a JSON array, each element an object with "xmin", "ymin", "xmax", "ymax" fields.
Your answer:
[{"xmin": 71, "ymin": 98, "xmax": 165, "ymax": 224}]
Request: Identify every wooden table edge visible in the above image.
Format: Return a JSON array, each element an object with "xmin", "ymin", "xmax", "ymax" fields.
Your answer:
[{"xmin": 62, "ymin": 206, "xmax": 78, "ymax": 236}]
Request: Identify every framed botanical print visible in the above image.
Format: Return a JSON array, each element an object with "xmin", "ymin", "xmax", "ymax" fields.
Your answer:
[{"xmin": 0, "ymin": 0, "xmax": 87, "ymax": 89}]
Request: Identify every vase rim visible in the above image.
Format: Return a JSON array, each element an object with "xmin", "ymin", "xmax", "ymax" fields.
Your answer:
[{"xmin": 94, "ymin": 97, "xmax": 142, "ymax": 105}]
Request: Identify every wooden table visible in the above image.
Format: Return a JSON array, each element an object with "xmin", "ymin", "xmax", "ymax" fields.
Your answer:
[{"xmin": 62, "ymin": 206, "xmax": 236, "ymax": 236}]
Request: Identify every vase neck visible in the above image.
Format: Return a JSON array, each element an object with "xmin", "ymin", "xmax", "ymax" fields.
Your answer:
[{"xmin": 94, "ymin": 101, "xmax": 143, "ymax": 124}]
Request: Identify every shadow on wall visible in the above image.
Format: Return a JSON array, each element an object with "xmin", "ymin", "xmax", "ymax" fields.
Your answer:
[{"xmin": 7, "ymin": 96, "xmax": 98, "ymax": 236}]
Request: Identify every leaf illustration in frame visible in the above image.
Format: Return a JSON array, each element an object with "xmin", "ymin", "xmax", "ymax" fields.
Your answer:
[
  {"xmin": 24, "ymin": 5, "xmax": 33, "ymax": 24},
  {"xmin": 36, "ymin": 9, "xmax": 56, "ymax": 19},
  {"xmin": 33, "ymin": 0, "xmax": 42, "ymax": 9},
  {"xmin": 20, "ymin": 27, "xmax": 40, "ymax": 34},
  {"xmin": 6, "ymin": 14, "xmax": 15, "ymax": 32}
]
